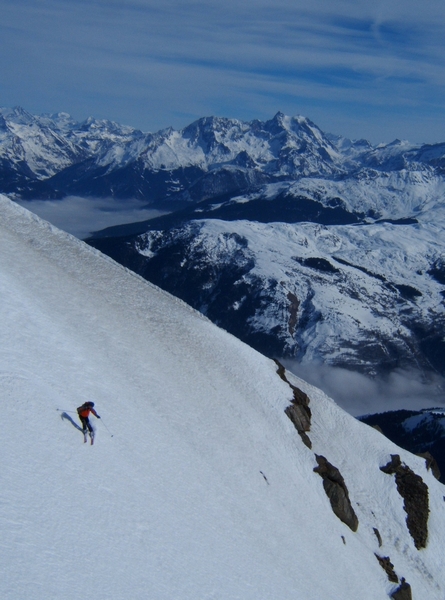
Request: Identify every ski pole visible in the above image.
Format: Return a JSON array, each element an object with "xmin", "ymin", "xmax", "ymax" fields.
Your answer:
[
  {"xmin": 56, "ymin": 408, "xmax": 76, "ymax": 414},
  {"xmin": 99, "ymin": 418, "xmax": 114, "ymax": 437}
]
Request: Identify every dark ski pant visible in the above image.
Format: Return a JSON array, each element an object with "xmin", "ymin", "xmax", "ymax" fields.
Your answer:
[{"xmin": 79, "ymin": 416, "xmax": 93, "ymax": 433}]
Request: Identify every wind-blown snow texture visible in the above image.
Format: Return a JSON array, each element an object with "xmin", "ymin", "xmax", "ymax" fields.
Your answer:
[{"xmin": 1, "ymin": 195, "xmax": 445, "ymax": 599}]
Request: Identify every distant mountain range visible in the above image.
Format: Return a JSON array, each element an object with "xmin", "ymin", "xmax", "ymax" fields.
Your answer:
[
  {"xmin": 2, "ymin": 105, "xmax": 445, "ymax": 206},
  {"xmin": 2, "ymin": 106, "xmax": 445, "ymax": 381}
]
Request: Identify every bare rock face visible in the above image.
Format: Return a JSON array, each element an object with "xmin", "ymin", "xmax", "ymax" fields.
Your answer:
[
  {"xmin": 375, "ymin": 553, "xmax": 413, "ymax": 599},
  {"xmin": 275, "ymin": 360, "xmax": 312, "ymax": 448},
  {"xmin": 375, "ymin": 554, "xmax": 398, "ymax": 583},
  {"xmin": 313, "ymin": 455, "xmax": 359, "ymax": 532},
  {"xmin": 285, "ymin": 403, "xmax": 312, "ymax": 448},
  {"xmin": 380, "ymin": 454, "xmax": 429, "ymax": 549},
  {"xmin": 373, "ymin": 527, "xmax": 383, "ymax": 547},
  {"xmin": 391, "ymin": 578, "xmax": 412, "ymax": 600},
  {"xmin": 417, "ymin": 451, "xmax": 441, "ymax": 481}
]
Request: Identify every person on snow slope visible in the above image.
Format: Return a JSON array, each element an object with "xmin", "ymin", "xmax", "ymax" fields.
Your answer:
[{"xmin": 77, "ymin": 402, "xmax": 100, "ymax": 438}]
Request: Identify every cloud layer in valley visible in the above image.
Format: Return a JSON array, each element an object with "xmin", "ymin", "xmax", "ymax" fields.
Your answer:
[
  {"xmin": 284, "ymin": 360, "xmax": 445, "ymax": 416},
  {"xmin": 15, "ymin": 197, "xmax": 166, "ymax": 239}
]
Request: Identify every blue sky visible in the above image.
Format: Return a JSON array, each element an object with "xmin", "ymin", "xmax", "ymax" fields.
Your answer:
[{"xmin": 2, "ymin": 0, "xmax": 445, "ymax": 143}]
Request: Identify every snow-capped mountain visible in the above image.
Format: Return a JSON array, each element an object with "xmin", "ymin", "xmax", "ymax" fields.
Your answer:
[
  {"xmin": 0, "ymin": 106, "xmax": 145, "ymax": 198},
  {"xmin": 88, "ymin": 189, "xmax": 445, "ymax": 380},
  {"xmin": 3, "ymin": 106, "xmax": 445, "ymax": 381},
  {"xmin": 1, "ymin": 194, "xmax": 445, "ymax": 599},
  {"xmin": 2, "ymin": 106, "xmax": 445, "ymax": 205}
]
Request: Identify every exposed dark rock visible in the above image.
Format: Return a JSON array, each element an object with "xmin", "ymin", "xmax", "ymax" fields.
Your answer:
[
  {"xmin": 375, "ymin": 554, "xmax": 398, "ymax": 583},
  {"xmin": 375, "ymin": 554, "xmax": 413, "ymax": 600},
  {"xmin": 293, "ymin": 256, "xmax": 340, "ymax": 274},
  {"xmin": 391, "ymin": 578, "xmax": 412, "ymax": 600},
  {"xmin": 313, "ymin": 455, "xmax": 359, "ymax": 532},
  {"xmin": 285, "ymin": 405, "xmax": 312, "ymax": 449},
  {"xmin": 380, "ymin": 454, "xmax": 403, "ymax": 473},
  {"xmin": 332, "ymin": 256, "xmax": 387, "ymax": 282},
  {"xmin": 393, "ymin": 283, "xmax": 422, "ymax": 301},
  {"xmin": 359, "ymin": 409, "xmax": 445, "ymax": 484},
  {"xmin": 417, "ymin": 451, "xmax": 441, "ymax": 481},
  {"xmin": 373, "ymin": 527, "xmax": 383, "ymax": 547},
  {"xmin": 275, "ymin": 360, "xmax": 312, "ymax": 448},
  {"xmin": 380, "ymin": 454, "xmax": 429, "ymax": 549},
  {"xmin": 287, "ymin": 291, "xmax": 300, "ymax": 337}
]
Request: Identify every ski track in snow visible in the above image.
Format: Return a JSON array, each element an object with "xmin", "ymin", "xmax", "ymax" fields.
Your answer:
[{"xmin": 1, "ymin": 195, "xmax": 445, "ymax": 599}]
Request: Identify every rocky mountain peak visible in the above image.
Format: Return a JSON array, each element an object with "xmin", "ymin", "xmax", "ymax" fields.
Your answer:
[{"xmin": 8, "ymin": 105, "xmax": 36, "ymax": 125}]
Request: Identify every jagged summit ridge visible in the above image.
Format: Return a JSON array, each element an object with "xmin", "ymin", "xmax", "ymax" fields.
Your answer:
[{"xmin": 2, "ymin": 105, "xmax": 444, "ymax": 204}]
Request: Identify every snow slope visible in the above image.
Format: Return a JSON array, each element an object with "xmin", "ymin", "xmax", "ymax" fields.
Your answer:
[{"xmin": 1, "ymin": 195, "xmax": 444, "ymax": 599}]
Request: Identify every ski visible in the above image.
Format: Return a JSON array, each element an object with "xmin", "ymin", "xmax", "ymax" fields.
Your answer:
[
  {"xmin": 90, "ymin": 431, "xmax": 95, "ymax": 445},
  {"xmin": 83, "ymin": 432, "xmax": 88, "ymax": 443}
]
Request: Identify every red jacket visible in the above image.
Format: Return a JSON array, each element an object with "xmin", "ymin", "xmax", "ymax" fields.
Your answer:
[{"xmin": 77, "ymin": 404, "xmax": 99, "ymax": 418}]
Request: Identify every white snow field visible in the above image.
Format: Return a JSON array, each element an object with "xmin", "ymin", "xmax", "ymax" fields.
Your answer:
[{"xmin": 1, "ymin": 194, "xmax": 444, "ymax": 600}]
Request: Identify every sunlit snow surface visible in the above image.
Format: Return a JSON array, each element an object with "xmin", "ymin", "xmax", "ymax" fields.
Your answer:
[{"xmin": 1, "ymin": 195, "xmax": 444, "ymax": 599}]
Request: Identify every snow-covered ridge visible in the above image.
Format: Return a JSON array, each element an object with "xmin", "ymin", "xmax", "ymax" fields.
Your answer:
[
  {"xmin": 1, "ymin": 194, "xmax": 445, "ymax": 599},
  {"xmin": 92, "ymin": 208, "xmax": 445, "ymax": 383},
  {"xmin": 1, "ymin": 107, "xmax": 344, "ymax": 182},
  {"xmin": 2, "ymin": 106, "xmax": 445, "ymax": 204}
]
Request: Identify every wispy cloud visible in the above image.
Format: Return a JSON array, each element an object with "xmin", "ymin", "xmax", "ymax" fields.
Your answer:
[{"xmin": 1, "ymin": 0, "xmax": 445, "ymax": 142}]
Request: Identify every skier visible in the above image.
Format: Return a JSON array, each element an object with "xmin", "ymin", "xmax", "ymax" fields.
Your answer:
[{"xmin": 77, "ymin": 402, "xmax": 100, "ymax": 443}]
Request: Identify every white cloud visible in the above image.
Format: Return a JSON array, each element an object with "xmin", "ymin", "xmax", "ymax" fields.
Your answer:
[
  {"xmin": 282, "ymin": 360, "xmax": 445, "ymax": 416},
  {"xmin": 15, "ymin": 197, "xmax": 167, "ymax": 239}
]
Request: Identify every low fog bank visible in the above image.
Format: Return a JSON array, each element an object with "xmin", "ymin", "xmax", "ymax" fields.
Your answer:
[
  {"xmin": 282, "ymin": 360, "xmax": 445, "ymax": 417},
  {"xmin": 16, "ymin": 196, "xmax": 167, "ymax": 239}
]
